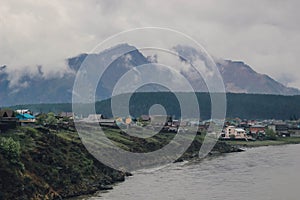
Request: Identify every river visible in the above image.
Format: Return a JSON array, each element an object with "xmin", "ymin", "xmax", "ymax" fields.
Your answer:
[{"xmin": 82, "ymin": 144, "xmax": 300, "ymax": 200}]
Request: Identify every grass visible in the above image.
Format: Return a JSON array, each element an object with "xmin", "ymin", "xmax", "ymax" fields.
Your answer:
[
  {"xmin": 0, "ymin": 126, "xmax": 127, "ymax": 199},
  {"xmin": 226, "ymin": 137, "xmax": 300, "ymax": 148}
]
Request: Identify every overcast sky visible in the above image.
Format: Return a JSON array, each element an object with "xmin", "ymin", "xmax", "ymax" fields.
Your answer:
[{"xmin": 1, "ymin": 0, "xmax": 300, "ymax": 88}]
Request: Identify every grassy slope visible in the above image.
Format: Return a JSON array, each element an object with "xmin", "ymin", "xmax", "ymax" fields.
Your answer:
[{"xmin": 0, "ymin": 127, "xmax": 126, "ymax": 200}]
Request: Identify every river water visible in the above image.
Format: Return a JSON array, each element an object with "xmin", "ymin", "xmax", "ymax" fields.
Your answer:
[{"xmin": 84, "ymin": 144, "xmax": 300, "ymax": 200}]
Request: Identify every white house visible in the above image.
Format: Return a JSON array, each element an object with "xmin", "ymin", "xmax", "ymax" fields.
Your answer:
[
  {"xmin": 222, "ymin": 126, "xmax": 247, "ymax": 139},
  {"xmin": 16, "ymin": 109, "xmax": 32, "ymax": 115}
]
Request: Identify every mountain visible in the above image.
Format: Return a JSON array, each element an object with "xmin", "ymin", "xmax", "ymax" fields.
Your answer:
[
  {"xmin": 174, "ymin": 45, "xmax": 300, "ymax": 95},
  {"xmin": 216, "ymin": 60, "xmax": 300, "ymax": 95},
  {"xmin": 0, "ymin": 44, "xmax": 150, "ymax": 106},
  {"xmin": 0, "ymin": 43, "xmax": 299, "ymax": 106},
  {"xmin": 0, "ymin": 65, "xmax": 75, "ymax": 106}
]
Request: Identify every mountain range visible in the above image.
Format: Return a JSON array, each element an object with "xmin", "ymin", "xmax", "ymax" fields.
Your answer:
[{"xmin": 0, "ymin": 43, "xmax": 299, "ymax": 106}]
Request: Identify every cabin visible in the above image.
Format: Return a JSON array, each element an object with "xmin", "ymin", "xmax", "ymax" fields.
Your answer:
[{"xmin": 0, "ymin": 109, "xmax": 19, "ymax": 132}]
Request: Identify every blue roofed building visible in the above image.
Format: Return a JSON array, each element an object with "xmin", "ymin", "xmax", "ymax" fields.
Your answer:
[{"xmin": 16, "ymin": 113, "xmax": 36, "ymax": 123}]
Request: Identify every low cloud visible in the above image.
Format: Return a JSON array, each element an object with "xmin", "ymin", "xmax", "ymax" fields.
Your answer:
[{"xmin": 1, "ymin": 0, "xmax": 300, "ymax": 88}]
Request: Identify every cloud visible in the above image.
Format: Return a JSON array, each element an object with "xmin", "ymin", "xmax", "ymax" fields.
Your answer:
[{"xmin": 1, "ymin": 0, "xmax": 300, "ymax": 88}]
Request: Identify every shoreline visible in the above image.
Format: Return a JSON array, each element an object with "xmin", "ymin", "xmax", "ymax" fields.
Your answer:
[
  {"xmin": 225, "ymin": 137, "xmax": 300, "ymax": 148},
  {"xmin": 2, "ymin": 125, "xmax": 300, "ymax": 199},
  {"xmin": 73, "ymin": 138, "xmax": 300, "ymax": 199},
  {"xmin": 65, "ymin": 136, "xmax": 300, "ymax": 200}
]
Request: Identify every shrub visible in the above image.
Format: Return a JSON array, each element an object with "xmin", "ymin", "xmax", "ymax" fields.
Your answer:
[
  {"xmin": 35, "ymin": 113, "xmax": 47, "ymax": 125},
  {"xmin": 24, "ymin": 127, "xmax": 39, "ymax": 138},
  {"xmin": 45, "ymin": 112, "xmax": 58, "ymax": 126},
  {"xmin": 0, "ymin": 137, "xmax": 23, "ymax": 169},
  {"xmin": 229, "ymin": 134, "xmax": 236, "ymax": 140},
  {"xmin": 265, "ymin": 128, "xmax": 277, "ymax": 140}
]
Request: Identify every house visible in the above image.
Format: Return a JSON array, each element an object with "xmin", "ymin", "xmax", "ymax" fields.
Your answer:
[
  {"xmin": 99, "ymin": 119, "xmax": 117, "ymax": 127},
  {"xmin": 172, "ymin": 120, "xmax": 180, "ymax": 127},
  {"xmin": 125, "ymin": 116, "xmax": 136, "ymax": 125},
  {"xmin": 289, "ymin": 127, "xmax": 300, "ymax": 137},
  {"xmin": 269, "ymin": 123, "xmax": 290, "ymax": 137},
  {"xmin": 16, "ymin": 109, "xmax": 32, "ymax": 115},
  {"xmin": 197, "ymin": 121, "xmax": 209, "ymax": 133},
  {"xmin": 0, "ymin": 109, "xmax": 19, "ymax": 132},
  {"xmin": 16, "ymin": 113, "xmax": 35, "ymax": 121},
  {"xmin": 198, "ymin": 124, "xmax": 208, "ymax": 134},
  {"xmin": 0, "ymin": 110, "xmax": 15, "ymax": 118},
  {"xmin": 226, "ymin": 118, "xmax": 241, "ymax": 126},
  {"xmin": 180, "ymin": 121, "xmax": 190, "ymax": 127},
  {"xmin": 221, "ymin": 126, "xmax": 248, "ymax": 140},
  {"xmin": 16, "ymin": 113, "xmax": 36, "ymax": 125},
  {"xmin": 249, "ymin": 125, "xmax": 266, "ymax": 135},
  {"xmin": 168, "ymin": 126, "xmax": 178, "ymax": 132},
  {"xmin": 86, "ymin": 114, "xmax": 104, "ymax": 122},
  {"xmin": 140, "ymin": 115, "xmax": 151, "ymax": 121},
  {"xmin": 239, "ymin": 121, "xmax": 250, "ymax": 129},
  {"xmin": 59, "ymin": 112, "xmax": 74, "ymax": 119},
  {"xmin": 125, "ymin": 116, "xmax": 133, "ymax": 125},
  {"xmin": 150, "ymin": 115, "xmax": 172, "ymax": 126}
]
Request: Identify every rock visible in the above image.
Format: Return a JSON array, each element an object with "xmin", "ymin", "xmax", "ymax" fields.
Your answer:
[
  {"xmin": 125, "ymin": 172, "xmax": 133, "ymax": 176},
  {"xmin": 99, "ymin": 185, "xmax": 113, "ymax": 190}
]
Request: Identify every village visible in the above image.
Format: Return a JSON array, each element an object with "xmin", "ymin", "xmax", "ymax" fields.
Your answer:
[{"xmin": 1, "ymin": 108, "xmax": 300, "ymax": 141}]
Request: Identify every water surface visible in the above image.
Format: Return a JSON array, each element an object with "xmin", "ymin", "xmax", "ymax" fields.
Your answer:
[{"xmin": 86, "ymin": 144, "xmax": 300, "ymax": 200}]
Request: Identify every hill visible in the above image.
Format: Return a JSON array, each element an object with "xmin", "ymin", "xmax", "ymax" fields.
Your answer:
[{"xmin": 11, "ymin": 92, "xmax": 300, "ymax": 120}]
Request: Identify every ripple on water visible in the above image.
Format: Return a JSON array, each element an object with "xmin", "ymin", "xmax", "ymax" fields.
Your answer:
[{"xmin": 87, "ymin": 144, "xmax": 300, "ymax": 200}]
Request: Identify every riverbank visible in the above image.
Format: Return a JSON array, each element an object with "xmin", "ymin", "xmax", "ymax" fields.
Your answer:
[
  {"xmin": 0, "ymin": 126, "xmax": 241, "ymax": 199},
  {"xmin": 226, "ymin": 137, "xmax": 300, "ymax": 148},
  {"xmin": 75, "ymin": 134, "xmax": 300, "ymax": 200},
  {"xmin": 87, "ymin": 144, "xmax": 300, "ymax": 200},
  {"xmin": 2, "ymin": 125, "xmax": 299, "ymax": 199},
  {"xmin": 0, "ymin": 127, "xmax": 131, "ymax": 200}
]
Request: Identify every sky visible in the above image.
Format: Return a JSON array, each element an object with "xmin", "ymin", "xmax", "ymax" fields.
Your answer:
[{"xmin": 1, "ymin": 0, "xmax": 300, "ymax": 88}]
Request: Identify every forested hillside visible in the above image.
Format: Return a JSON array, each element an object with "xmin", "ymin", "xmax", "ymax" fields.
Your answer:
[{"xmin": 10, "ymin": 93, "xmax": 300, "ymax": 120}]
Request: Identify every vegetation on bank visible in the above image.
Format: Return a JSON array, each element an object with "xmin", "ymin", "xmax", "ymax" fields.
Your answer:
[
  {"xmin": 0, "ymin": 127, "xmax": 127, "ymax": 200},
  {"xmin": 2, "ymin": 121, "xmax": 300, "ymax": 199},
  {"xmin": 0, "ymin": 122, "xmax": 242, "ymax": 200},
  {"xmin": 226, "ymin": 137, "xmax": 300, "ymax": 148}
]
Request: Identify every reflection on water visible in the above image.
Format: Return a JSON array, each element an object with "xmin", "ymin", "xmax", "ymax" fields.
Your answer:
[{"xmin": 85, "ymin": 144, "xmax": 300, "ymax": 200}]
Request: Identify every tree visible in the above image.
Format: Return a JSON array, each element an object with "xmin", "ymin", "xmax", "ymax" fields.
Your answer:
[
  {"xmin": 45, "ymin": 112, "xmax": 58, "ymax": 126},
  {"xmin": 35, "ymin": 113, "xmax": 47, "ymax": 125},
  {"xmin": 265, "ymin": 128, "xmax": 277, "ymax": 140},
  {"xmin": 0, "ymin": 137, "xmax": 22, "ymax": 167}
]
